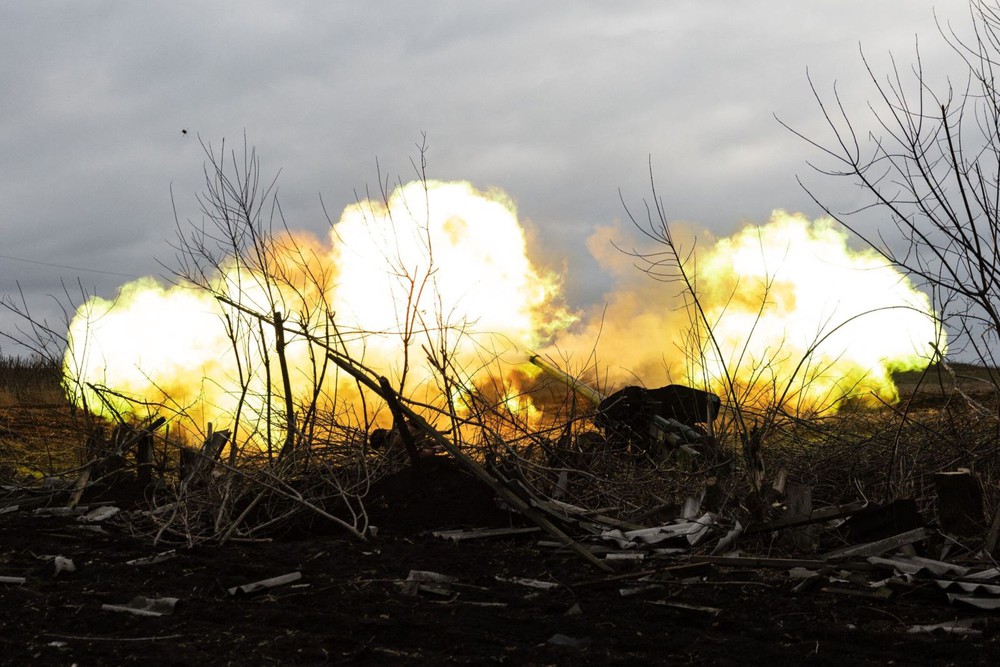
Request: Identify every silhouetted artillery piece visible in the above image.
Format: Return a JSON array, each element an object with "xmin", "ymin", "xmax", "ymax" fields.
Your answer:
[{"xmin": 528, "ymin": 353, "xmax": 720, "ymax": 455}]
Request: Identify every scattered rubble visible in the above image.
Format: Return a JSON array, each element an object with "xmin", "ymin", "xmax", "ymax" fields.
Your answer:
[{"xmin": 2, "ymin": 456, "xmax": 1000, "ymax": 663}]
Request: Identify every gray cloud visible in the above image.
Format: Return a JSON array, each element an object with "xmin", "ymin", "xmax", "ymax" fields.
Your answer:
[{"xmin": 0, "ymin": 1, "xmax": 965, "ymax": 354}]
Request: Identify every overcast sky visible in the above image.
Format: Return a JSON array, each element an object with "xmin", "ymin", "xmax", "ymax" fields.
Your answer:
[{"xmin": 0, "ymin": 1, "xmax": 968, "ymax": 356}]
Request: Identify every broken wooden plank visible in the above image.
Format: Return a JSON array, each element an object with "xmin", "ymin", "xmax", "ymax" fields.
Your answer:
[
  {"xmin": 907, "ymin": 618, "xmax": 982, "ymax": 635},
  {"xmin": 822, "ymin": 527, "xmax": 928, "ymax": 560},
  {"xmin": 432, "ymin": 527, "xmax": 540, "ymax": 542},
  {"xmin": 125, "ymin": 550, "xmax": 177, "ymax": 566},
  {"xmin": 604, "ymin": 552, "xmax": 647, "ymax": 563},
  {"xmin": 619, "ymin": 583, "xmax": 662, "ymax": 597},
  {"xmin": 227, "ymin": 571, "xmax": 301, "ymax": 596},
  {"xmin": 495, "ymin": 575, "xmax": 560, "ymax": 590},
  {"xmin": 406, "ymin": 570, "xmax": 457, "ymax": 584},
  {"xmin": 66, "ymin": 465, "xmax": 92, "ymax": 510},
  {"xmin": 398, "ymin": 582, "xmax": 453, "ymax": 598},
  {"xmin": 102, "ymin": 596, "xmax": 179, "ymax": 617},
  {"xmin": 747, "ymin": 501, "xmax": 867, "ymax": 534},
  {"xmin": 648, "ymin": 600, "xmax": 722, "ymax": 615},
  {"xmin": 691, "ymin": 555, "xmax": 829, "ymax": 569}
]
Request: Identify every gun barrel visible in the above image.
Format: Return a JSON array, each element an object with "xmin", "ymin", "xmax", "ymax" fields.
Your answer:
[{"xmin": 527, "ymin": 353, "xmax": 605, "ymax": 405}]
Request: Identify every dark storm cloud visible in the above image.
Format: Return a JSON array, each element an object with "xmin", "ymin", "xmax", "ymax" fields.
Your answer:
[{"xmin": 0, "ymin": 1, "xmax": 958, "ymax": 353}]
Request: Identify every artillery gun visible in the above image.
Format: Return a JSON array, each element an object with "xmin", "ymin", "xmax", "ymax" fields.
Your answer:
[{"xmin": 527, "ymin": 353, "xmax": 720, "ymax": 456}]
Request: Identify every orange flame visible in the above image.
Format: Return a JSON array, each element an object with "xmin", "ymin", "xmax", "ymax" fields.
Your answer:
[
  {"xmin": 64, "ymin": 180, "xmax": 573, "ymax": 440},
  {"xmin": 550, "ymin": 210, "xmax": 943, "ymax": 414},
  {"xmin": 64, "ymin": 189, "xmax": 942, "ymax": 441}
]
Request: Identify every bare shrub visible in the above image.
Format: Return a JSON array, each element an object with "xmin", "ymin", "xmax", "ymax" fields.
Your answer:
[{"xmin": 784, "ymin": 0, "xmax": 1000, "ymax": 385}]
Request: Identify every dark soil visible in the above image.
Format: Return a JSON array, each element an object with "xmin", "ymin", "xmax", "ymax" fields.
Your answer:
[{"xmin": 2, "ymin": 457, "xmax": 998, "ymax": 666}]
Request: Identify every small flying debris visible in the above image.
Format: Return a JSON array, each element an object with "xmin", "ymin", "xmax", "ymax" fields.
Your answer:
[{"xmin": 181, "ymin": 128, "xmax": 188, "ymax": 135}]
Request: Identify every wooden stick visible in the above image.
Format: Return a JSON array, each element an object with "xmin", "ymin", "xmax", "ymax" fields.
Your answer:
[
  {"xmin": 274, "ymin": 311, "xmax": 297, "ymax": 462},
  {"xmin": 692, "ymin": 555, "xmax": 830, "ymax": 569}
]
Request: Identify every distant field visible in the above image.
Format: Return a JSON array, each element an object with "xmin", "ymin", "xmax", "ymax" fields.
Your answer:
[
  {"xmin": 3, "ymin": 354, "xmax": 997, "ymax": 410},
  {"xmin": 0, "ymin": 350, "xmax": 983, "ymax": 421},
  {"xmin": 0, "ymin": 354, "xmax": 65, "ymax": 407},
  {"xmin": 0, "ymin": 356, "xmax": 73, "ymax": 469},
  {"xmin": 892, "ymin": 361, "xmax": 1000, "ymax": 404}
]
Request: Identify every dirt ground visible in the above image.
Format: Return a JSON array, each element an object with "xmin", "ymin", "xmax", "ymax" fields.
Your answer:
[{"xmin": 2, "ymin": 453, "xmax": 998, "ymax": 666}]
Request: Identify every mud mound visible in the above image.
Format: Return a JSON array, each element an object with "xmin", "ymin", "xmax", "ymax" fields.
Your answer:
[{"xmin": 365, "ymin": 456, "xmax": 519, "ymax": 536}]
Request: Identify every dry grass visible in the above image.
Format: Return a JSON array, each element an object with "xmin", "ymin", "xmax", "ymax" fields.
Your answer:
[
  {"xmin": 893, "ymin": 362, "xmax": 1000, "ymax": 405},
  {"xmin": 0, "ymin": 355, "xmax": 86, "ymax": 483},
  {"xmin": 0, "ymin": 354, "xmax": 65, "ymax": 407}
]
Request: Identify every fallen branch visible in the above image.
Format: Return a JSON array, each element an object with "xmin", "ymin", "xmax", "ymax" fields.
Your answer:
[{"xmin": 323, "ymin": 351, "xmax": 612, "ymax": 572}]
